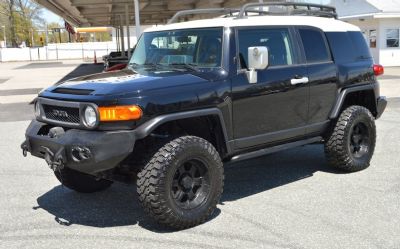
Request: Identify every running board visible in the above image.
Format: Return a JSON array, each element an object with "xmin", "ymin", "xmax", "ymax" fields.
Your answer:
[{"xmin": 230, "ymin": 137, "xmax": 323, "ymax": 162}]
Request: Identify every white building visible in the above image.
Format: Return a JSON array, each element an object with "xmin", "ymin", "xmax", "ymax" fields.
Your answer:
[{"xmin": 332, "ymin": 0, "xmax": 400, "ymax": 66}]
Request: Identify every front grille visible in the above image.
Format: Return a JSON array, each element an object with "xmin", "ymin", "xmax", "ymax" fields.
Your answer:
[{"xmin": 43, "ymin": 104, "xmax": 80, "ymax": 124}]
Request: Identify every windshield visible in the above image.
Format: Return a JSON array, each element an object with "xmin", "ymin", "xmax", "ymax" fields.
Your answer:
[{"xmin": 129, "ymin": 28, "xmax": 223, "ymax": 70}]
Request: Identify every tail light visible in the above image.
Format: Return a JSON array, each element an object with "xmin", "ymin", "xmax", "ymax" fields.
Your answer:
[{"xmin": 373, "ymin": 64, "xmax": 384, "ymax": 76}]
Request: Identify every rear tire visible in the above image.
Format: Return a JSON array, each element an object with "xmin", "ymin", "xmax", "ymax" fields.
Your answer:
[
  {"xmin": 325, "ymin": 105, "xmax": 376, "ymax": 172},
  {"xmin": 55, "ymin": 167, "xmax": 113, "ymax": 193},
  {"xmin": 136, "ymin": 136, "xmax": 224, "ymax": 229}
]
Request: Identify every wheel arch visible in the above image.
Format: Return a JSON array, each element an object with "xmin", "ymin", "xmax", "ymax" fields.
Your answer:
[
  {"xmin": 134, "ymin": 108, "xmax": 231, "ymax": 157},
  {"xmin": 330, "ymin": 84, "xmax": 378, "ymax": 119}
]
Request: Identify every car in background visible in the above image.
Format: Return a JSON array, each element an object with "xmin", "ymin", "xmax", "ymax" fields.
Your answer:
[{"xmin": 103, "ymin": 47, "xmax": 135, "ymax": 70}]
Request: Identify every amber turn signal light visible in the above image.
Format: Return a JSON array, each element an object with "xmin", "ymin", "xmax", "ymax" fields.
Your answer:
[{"xmin": 98, "ymin": 105, "xmax": 142, "ymax": 121}]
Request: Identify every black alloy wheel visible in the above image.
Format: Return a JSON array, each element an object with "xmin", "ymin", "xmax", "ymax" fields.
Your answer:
[
  {"xmin": 349, "ymin": 122, "xmax": 371, "ymax": 159},
  {"xmin": 171, "ymin": 158, "xmax": 210, "ymax": 209}
]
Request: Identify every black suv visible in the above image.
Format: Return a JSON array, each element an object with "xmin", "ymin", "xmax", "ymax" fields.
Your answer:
[{"xmin": 22, "ymin": 3, "xmax": 387, "ymax": 229}]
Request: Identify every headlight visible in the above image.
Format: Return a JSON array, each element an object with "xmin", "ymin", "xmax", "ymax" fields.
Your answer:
[
  {"xmin": 34, "ymin": 101, "xmax": 41, "ymax": 117},
  {"xmin": 83, "ymin": 106, "xmax": 97, "ymax": 128}
]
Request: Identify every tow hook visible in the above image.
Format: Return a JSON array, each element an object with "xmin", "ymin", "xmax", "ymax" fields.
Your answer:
[
  {"xmin": 41, "ymin": 146, "xmax": 65, "ymax": 172},
  {"xmin": 22, "ymin": 145, "xmax": 28, "ymax": 157},
  {"xmin": 21, "ymin": 141, "xmax": 29, "ymax": 157}
]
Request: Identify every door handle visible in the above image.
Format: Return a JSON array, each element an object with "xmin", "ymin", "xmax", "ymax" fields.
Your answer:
[{"xmin": 290, "ymin": 76, "xmax": 309, "ymax": 85}]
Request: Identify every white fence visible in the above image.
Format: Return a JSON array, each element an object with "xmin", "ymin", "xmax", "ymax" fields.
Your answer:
[{"xmin": 0, "ymin": 42, "xmax": 117, "ymax": 62}]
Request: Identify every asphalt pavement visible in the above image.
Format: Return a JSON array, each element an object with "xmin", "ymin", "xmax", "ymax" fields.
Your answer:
[{"xmin": 0, "ymin": 62, "xmax": 399, "ymax": 249}]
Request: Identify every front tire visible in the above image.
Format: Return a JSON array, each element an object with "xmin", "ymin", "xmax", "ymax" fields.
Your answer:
[
  {"xmin": 325, "ymin": 105, "xmax": 376, "ymax": 172},
  {"xmin": 136, "ymin": 136, "xmax": 224, "ymax": 229},
  {"xmin": 55, "ymin": 167, "xmax": 113, "ymax": 193}
]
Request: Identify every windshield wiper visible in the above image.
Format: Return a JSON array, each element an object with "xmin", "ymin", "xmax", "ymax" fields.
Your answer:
[{"xmin": 168, "ymin": 63, "xmax": 200, "ymax": 72}]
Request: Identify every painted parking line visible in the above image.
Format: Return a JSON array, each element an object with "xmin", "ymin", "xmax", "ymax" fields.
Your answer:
[
  {"xmin": 0, "ymin": 88, "xmax": 42, "ymax": 96},
  {"xmin": 0, "ymin": 94, "xmax": 37, "ymax": 104}
]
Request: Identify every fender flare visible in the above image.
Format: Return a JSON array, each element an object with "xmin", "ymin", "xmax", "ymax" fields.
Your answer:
[
  {"xmin": 134, "ymin": 108, "xmax": 232, "ymax": 153},
  {"xmin": 329, "ymin": 84, "xmax": 377, "ymax": 119}
]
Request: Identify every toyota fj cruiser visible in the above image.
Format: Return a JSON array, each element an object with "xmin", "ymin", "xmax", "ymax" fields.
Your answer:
[{"xmin": 21, "ymin": 2, "xmax": 387, "ymax": 229}]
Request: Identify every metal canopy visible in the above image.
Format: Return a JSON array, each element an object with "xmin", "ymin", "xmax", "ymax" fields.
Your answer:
[{"xmin": 36, "ymin": 0, "xmax": 253, "ymax": 27}]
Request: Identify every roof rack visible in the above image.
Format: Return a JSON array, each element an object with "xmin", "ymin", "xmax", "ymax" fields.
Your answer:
[
  {"xmin": 237, "ymin": 2, "xmax": 337, "ymax": 19},
  {"xmin": 167, "ymin": 2, "xmax": 337, "ymax": 24}
]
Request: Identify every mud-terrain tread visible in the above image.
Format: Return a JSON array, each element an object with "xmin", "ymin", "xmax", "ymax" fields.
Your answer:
[
  {"xmin": 55, "ymin": 167, "xmax": 113, "ymax": 193},
  {"xmin": 136, "ymin": 136, "xmax": 224, "ymax": 229},
  {"xmin": 325, "ymin": 105, "xmax": 376, "ymax": 172}
]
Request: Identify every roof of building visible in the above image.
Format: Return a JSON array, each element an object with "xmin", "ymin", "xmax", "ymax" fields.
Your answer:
[
  {"xmin": 366, "ymin": 0, "xmax": 400, "ymax": 12},
  {"xmin": 333, "ymin": 0, "xmax": 400, "ymax": 19},
  {"xmin": 145, "ymin": 15, "xmax": 360, "ymax": 33}
]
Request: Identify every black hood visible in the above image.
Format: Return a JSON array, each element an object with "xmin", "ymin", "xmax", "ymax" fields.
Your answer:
[{"xmin": 45, "ymin": 69, "xmax": 213, "ymax": 97}]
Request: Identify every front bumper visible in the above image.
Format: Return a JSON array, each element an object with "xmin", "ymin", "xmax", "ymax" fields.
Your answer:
[
  {"xmin": 21, "ymin": 120, "xmax": 136, "ymax": 175},
  {"xmin": 376, "ymin": 96, "xmax": 387, "ymax": 119}
]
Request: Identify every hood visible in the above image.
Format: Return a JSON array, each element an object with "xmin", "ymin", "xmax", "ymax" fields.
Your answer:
[{"xmin": 44, "ymin": 69, "xmax": 211, "ymax": 97}]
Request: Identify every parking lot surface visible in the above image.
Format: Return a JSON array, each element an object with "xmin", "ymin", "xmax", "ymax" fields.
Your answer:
[{"xmin": 0, "ymin": 62, "xmax": 399, "ymax": 249}]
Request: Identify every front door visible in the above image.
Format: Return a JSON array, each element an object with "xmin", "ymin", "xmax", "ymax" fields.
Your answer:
[{"xmin": 231, "ymin": 27, "xmax": 309, "ymax": 149}]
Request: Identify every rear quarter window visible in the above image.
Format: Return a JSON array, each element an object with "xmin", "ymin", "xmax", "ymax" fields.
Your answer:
[
  {"xmin": 325, "ymin": 32, "xmax": 372, "ymax": 63},
  {"xmin": 348, "ymin": 32, "xmax": 372, "ymax": 59}
]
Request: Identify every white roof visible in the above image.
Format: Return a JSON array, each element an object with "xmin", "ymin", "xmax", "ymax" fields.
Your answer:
[{"xmin": 145, "ymin": 16, "xmax": 360, "ymax": 33}]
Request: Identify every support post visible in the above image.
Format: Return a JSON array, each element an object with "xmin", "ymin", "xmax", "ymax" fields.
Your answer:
[
  {"xmin": 134, "ymin": 0, "xmax": 141, "ymax": 40},
  {"xmin": 119, "ymin": 15, "xmax": 125, "ymax": 56},
  {"xmin": 116, "ymin": 26, "xmax": 120, "ymax": 52},
  {"xmin": 125, "ymin": 4, "xmax": 131, "ymax": 58}
]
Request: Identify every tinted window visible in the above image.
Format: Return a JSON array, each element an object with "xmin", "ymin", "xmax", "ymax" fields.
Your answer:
[
  {"xmin": 299, "ymin": 29, "xmax": 331, "ymax": 63},
  {"xmin": 130, "ymin": 28, "xmax": 222, "ymax": 67},
  {"xmin": 237, "ymin": 28, "xmax": 295, "ymax": 68},
  {"xmin": 348, "ymin": 32, "xmax": 372, "ymax": 59}
]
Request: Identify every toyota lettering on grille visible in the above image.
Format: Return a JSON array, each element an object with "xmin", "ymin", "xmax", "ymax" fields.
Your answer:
[{"xmin": 52, "ymin": 109, "xmax": 69, "ymax": 118}]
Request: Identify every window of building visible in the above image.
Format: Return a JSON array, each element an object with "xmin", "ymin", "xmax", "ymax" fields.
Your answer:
[
  {"xmin": 369, "ymin": 29, "xmax": 377, "ymax": 48},
  {"xmin": 237, "ymin": 28, "xmax": 295, "ymax": 68},
  {"xmin": 386, "ymin": 29, "xmax": 399, "ymax": 48},
  {"xmin": 299, "ymin": 29, "xmax": 331, "ymax": 63}
]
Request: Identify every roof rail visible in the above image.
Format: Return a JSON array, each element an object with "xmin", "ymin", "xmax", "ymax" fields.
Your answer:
[
  {"xmin": 237, "ymin": 2, "xmax": 337, "ymax": 19},
  {"xmin": 168, "ymin": 8, "xmax": 238, "ymax": 24}
]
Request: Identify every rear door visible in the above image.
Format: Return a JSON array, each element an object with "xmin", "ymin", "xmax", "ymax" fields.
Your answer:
[
  {"xmin": 297, "ymin": 28, "xmax": 338, "ymax": 135},
  {"xmin": 231, "ymin": 27, "xmax": 309, "ymax": 149}
]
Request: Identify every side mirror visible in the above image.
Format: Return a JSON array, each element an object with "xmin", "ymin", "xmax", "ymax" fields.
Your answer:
[{"xmin": 246, "ymin": 46, "xmax": 269, "ymax": 84}]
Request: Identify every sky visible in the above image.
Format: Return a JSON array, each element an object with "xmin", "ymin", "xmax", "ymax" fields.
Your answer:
[{"xmin": 42, "ymin": 9, "xmax": 63, "ymax": 24}]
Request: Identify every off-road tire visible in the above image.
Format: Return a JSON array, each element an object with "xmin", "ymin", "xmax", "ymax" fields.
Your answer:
[
  {"xmin": 136, "ymin": 136, "xmax": 224, "ymax": 229},
  {"xmin": 325, "ymin": 105, "xmax": 376, "ymax": 172},
  {"xmin": 55, "ymin": 167, "xmax": 113, "ymax": 193}
]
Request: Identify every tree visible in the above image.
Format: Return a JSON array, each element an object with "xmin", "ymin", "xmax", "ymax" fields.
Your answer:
[
  {"xmin": 0, "ymin": 0, "xmax": 43, "ymax": 47},
  {"xmin": 0, "ymin": 0, "xmax": 17, "ymax": 46}
]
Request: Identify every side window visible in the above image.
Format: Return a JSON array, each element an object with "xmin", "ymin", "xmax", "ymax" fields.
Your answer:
[
  {"xmin": 299, "ymin": 29, "xmax": 331, "ymax": 63},
  {"xmin": 237, "ymin": 28, "xmax": 295, "ymax": 68}
]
